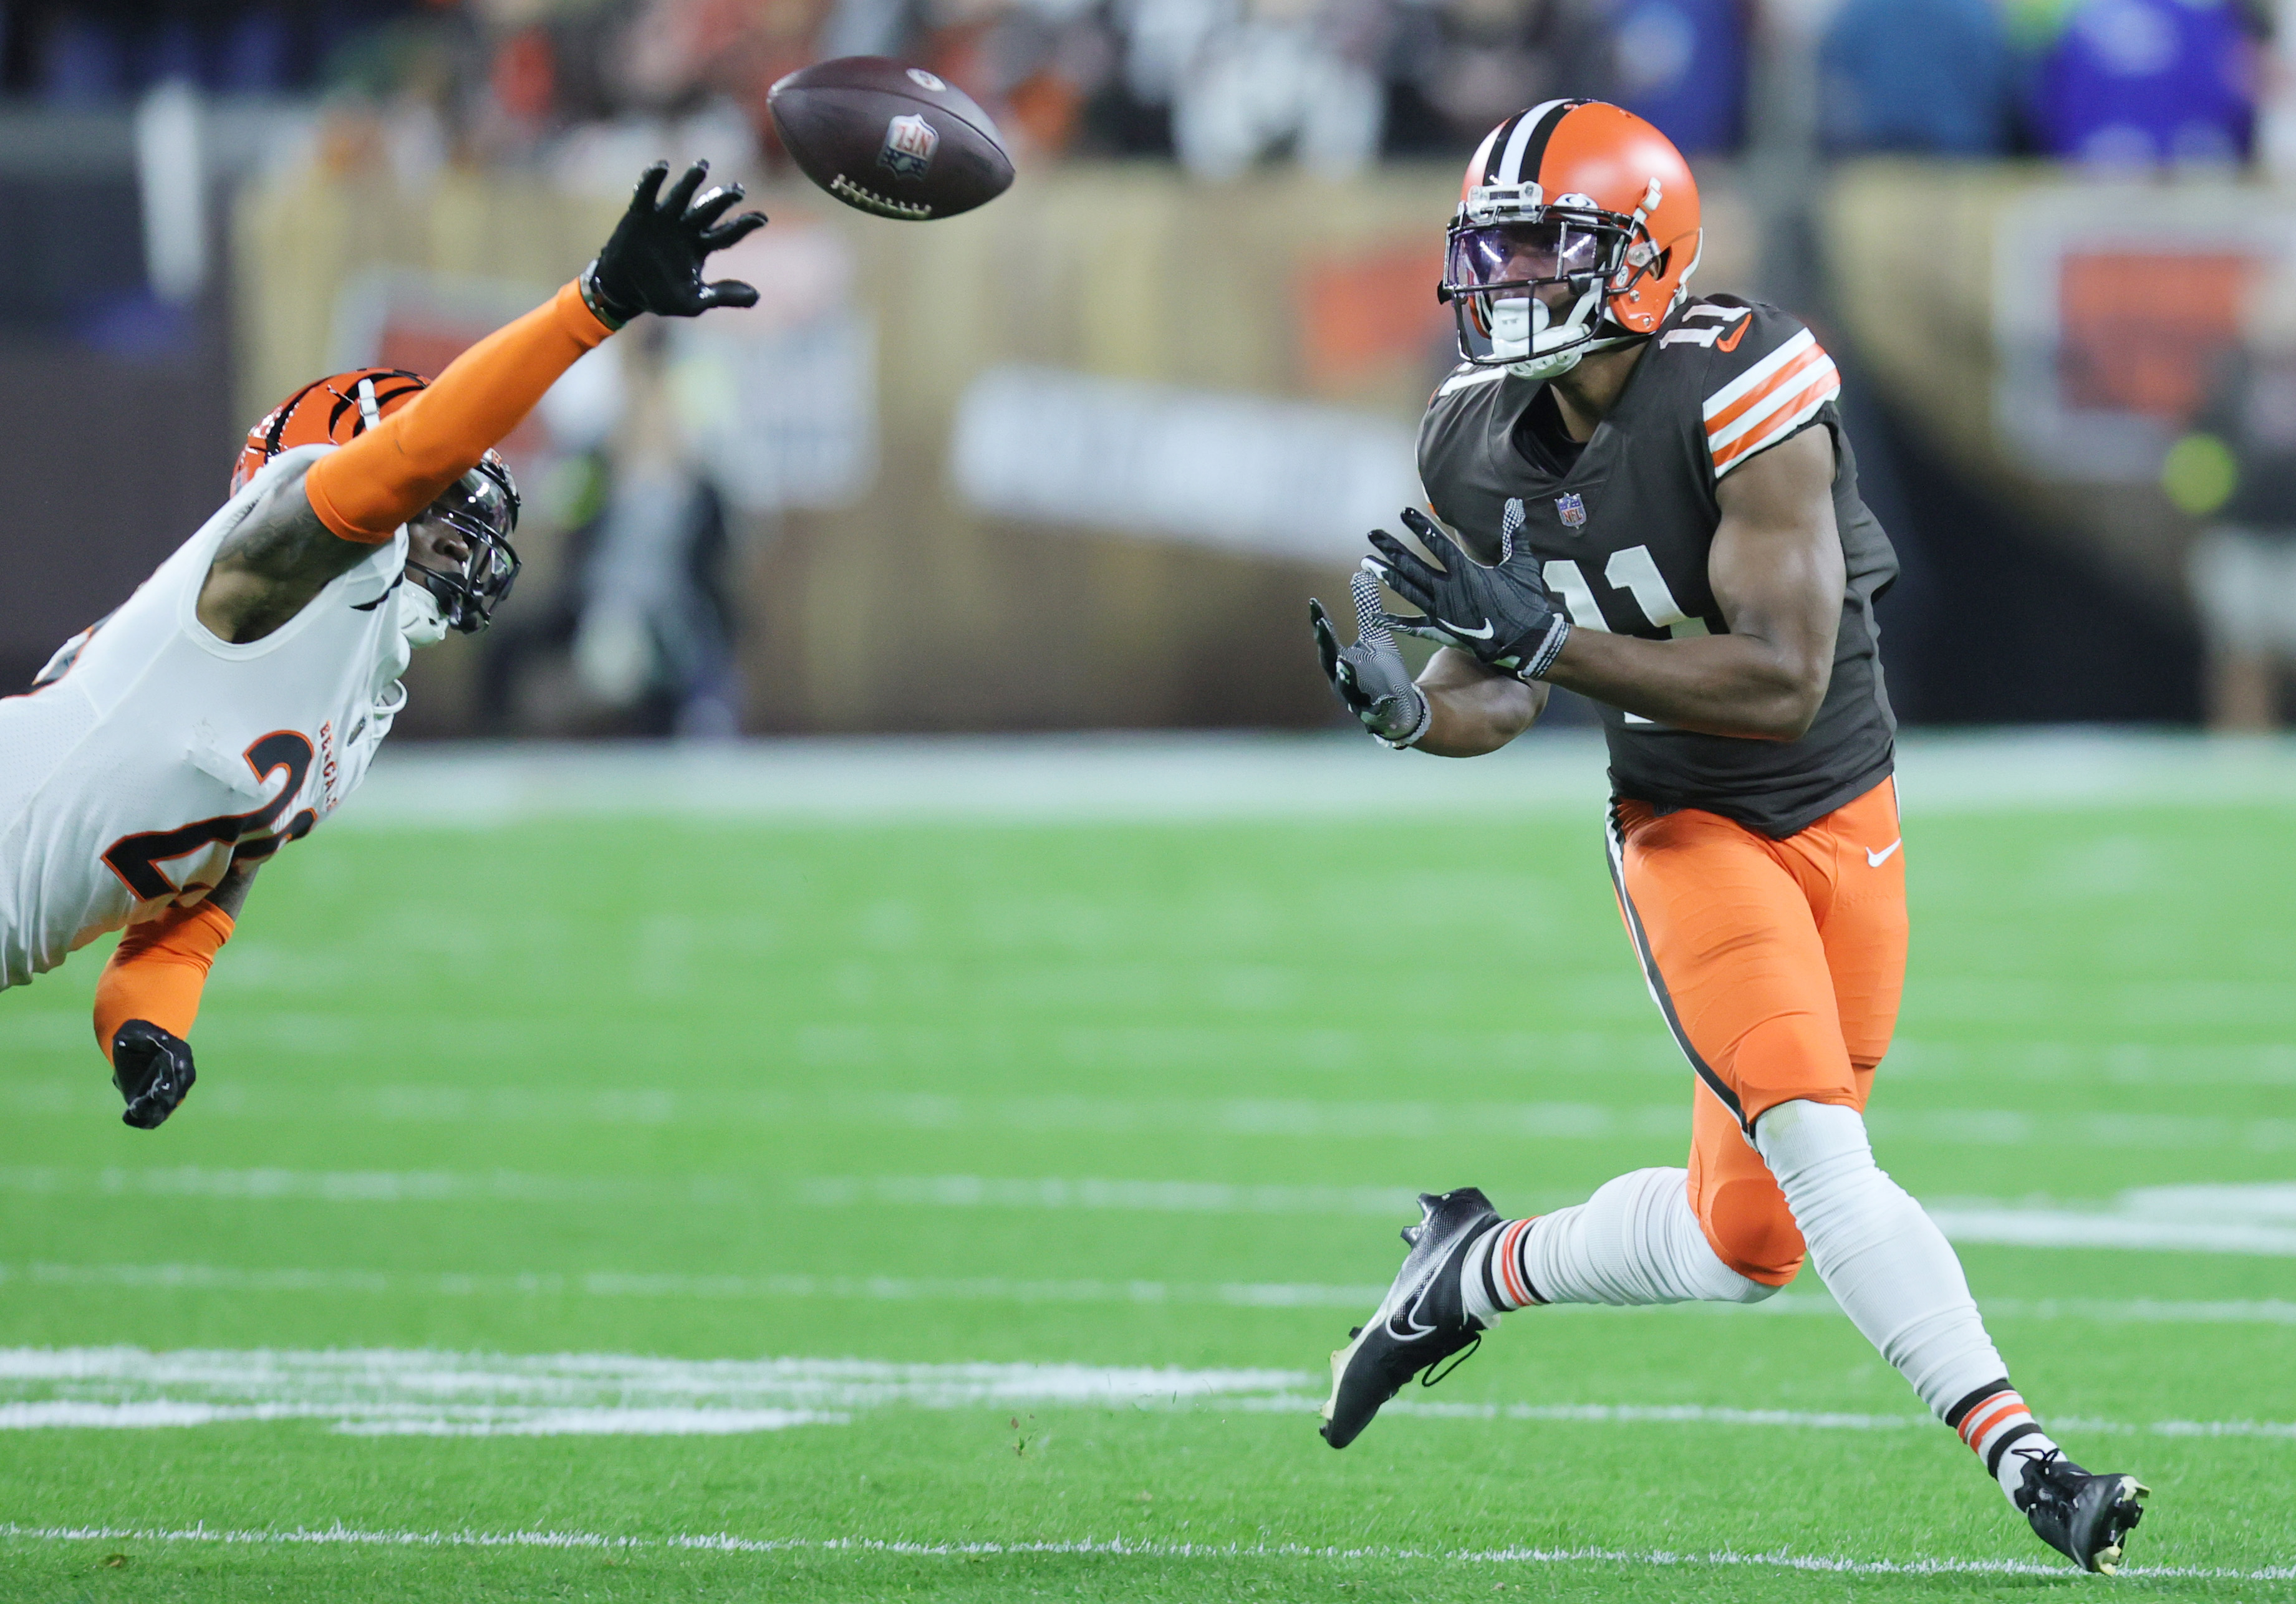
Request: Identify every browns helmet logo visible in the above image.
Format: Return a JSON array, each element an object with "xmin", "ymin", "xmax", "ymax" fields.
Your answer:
[{"xmin": 230, "ymin": 368, "xmax": 431, "ymax": 495}]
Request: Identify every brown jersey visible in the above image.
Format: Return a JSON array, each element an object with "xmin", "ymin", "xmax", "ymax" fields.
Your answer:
[{"xmin": 1416, "ymin": 295, "xmax": 1898, "ymax": 838}]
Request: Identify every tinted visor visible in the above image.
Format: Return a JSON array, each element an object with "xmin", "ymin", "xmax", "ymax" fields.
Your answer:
[
  {"xmin": 1445, "ymin": 221, "xmax": 1618, "ymax": 294},
  {"xmin": 409, "ymin": 462, "xmax": 521, "ymax": 633}
]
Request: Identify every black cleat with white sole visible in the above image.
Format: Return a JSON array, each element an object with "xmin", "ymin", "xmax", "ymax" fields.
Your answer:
[
  {"xmin": 1320, "ymin": 1188, "xmax": 1502, "ymax": 1449},
  {"xmin": 2014, "ymin": 1448, "xmax": 2148, "ymax": 1574}
]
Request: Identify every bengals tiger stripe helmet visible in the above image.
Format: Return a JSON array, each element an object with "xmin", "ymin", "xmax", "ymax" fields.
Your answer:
[
  {"xmin": 1439, "ymin": 100, "xmax": 1702, "ymax": 380},
  {"xmin": 232, "ymin": 368, "xmax": 522, "ymax": 634}
]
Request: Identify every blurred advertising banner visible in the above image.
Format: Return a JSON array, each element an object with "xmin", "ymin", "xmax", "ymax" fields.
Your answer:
[
  {"xmin": 1828, "ymin": 163, "xmax": 2296, "ymax": 599},
  {"xmin": 658, "ymin": 223, "xmax": 877, "ymax": 517},
  {"xmin": 1992, "ymin": 187, "xmax": 2296, "ymax": 485},
  {"xmin": 951, "ymin": 367, "xmax": 1419, "ymax": 561}
]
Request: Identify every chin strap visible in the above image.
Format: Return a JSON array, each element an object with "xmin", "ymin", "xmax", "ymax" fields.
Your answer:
[
  {"xmin": 397, "ymin": 580, "xmax": 448, "ymax": 648},
  {"xmin": 1506, "ymin": 347, "xmax": 1586, "ymax": 382}
]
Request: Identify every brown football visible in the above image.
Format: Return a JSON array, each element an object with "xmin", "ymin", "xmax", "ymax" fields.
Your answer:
[{"xmin": 767, "ymin": 57, "xmax": 1015, "ymax": 222}]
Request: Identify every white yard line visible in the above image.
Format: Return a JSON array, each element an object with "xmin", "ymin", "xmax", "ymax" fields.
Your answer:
[
  {"xmin": 11, "ymin": 1162, "xmax": 2296, "ymax": 1253},
  {"xmin": 0, "ymin": 1262, "xmax": 1391, "ymax": 1307},
  {"xmin": 0, "ymin": 1166, "xmax": 1434, "ymax": 1217},
  {"xmin": 329, "ymin": 731, "xmax": 2296, "ymax": 826},
  {"xmin": 1927, "ymin": 1207, "xmax": 2296, "ymax": 1256},
  {"xmin": 0, "ymin": 1348, "xmax": 1302, "ymax": 1437},
  {"xmin": 11, "ymin": 1077, "xmax": 2294, "ymax": 1150},
  {"xmin": 11, "ymin": 1262, "xmax": 2296, "ymax": 1326},
  {"xmin": 0, "ymin": 1345, "xmax": 2288, "ymax": 1443},
  {"xmin": 0, "ymin": 1520, "xmax": 2287, "ymax": 1581}
]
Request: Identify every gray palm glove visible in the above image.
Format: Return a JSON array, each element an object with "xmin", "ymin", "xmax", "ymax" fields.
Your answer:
[{"xmin": 1310, "ymin": 571, "xmax": 1432, "ymax": 748}]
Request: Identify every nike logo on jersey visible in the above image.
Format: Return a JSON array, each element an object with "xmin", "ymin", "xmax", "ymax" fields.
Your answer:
[
  {"xmin": 1715, "ymin": 320, "xmax": 1749, "ymax": 353},
  {"xmin": 1866, "ymin": 838, "xmax": 1902, "ymax": 868}
]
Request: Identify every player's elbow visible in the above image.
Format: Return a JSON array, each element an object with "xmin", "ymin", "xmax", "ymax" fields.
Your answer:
[{"xmin": 1754, "ymin": 666, "xmax": 1830, "ymax": 741}]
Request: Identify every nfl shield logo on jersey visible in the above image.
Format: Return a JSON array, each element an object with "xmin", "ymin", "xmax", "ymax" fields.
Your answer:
[
  {"xmin": 880, "ymin": 113, "xmax": 939, "ymax": 178},
  {"xmin": 1555, "ymin": 492, "xmax": 1587, "ymax": 528}
]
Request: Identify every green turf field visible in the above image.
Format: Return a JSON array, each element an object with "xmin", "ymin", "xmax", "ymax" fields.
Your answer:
[{"xmin": 2, "ymin": 752, "xmax": 2292, "ymax": 1600}]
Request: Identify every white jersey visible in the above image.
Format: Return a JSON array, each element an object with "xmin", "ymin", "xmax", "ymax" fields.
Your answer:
[{"xmin": 0, "ymin": 444, "xmax": 418, "ymax": 990}]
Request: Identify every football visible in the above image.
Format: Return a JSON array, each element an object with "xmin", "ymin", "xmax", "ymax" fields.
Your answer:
[{"xmin": 767, "ymin": 57, "xmax": 1015, "ymax": 222}]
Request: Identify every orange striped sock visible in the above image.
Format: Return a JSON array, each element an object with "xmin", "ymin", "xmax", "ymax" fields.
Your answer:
[
  {"xmin": 1948, "ymin": 1381, "xmax": 2059, "ymax": 1504},
  {"xmin": 1459, "ymin": 1217, "xmax": 1544, "ymax": 1328}
]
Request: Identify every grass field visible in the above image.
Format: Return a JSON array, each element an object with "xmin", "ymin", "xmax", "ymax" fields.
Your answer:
[{"xmin": 2, "ymin": 738, "xmax": 2293, "ymax": 1601}]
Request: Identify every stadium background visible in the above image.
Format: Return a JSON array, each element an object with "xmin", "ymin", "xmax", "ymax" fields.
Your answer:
[
  {"xmin": 2, "ymin": 1, "xmax": 2295, "ymax": 1598},
  {"xmin": 7, "ymin": 0, "xmax": 2296, "ymax": 735}
]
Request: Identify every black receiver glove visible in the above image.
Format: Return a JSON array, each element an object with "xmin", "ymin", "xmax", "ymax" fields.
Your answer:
[
  {"xmin": 1363, "ymin": 507, "xmax": 1572, "ymax": 680},
  {"xmin": 1310, "ymin": 571, "xmax": 1430, "ymax": 747},
  {"xmin": 581, "ymin": 161, "xmax": 768, "ymax": 329},
  {"xmin": 111, "ymin": 1019, "xmax": 196, "ymax": 1130}
]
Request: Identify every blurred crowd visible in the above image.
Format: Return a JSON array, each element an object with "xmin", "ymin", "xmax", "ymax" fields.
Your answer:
[{"xmin": 0, "ymin": 0, "xmax": 2283, "ymax": 178}]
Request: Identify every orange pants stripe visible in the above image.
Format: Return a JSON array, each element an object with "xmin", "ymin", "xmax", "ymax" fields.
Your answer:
[{"xmin": 1606, "ymin": 777, "xmax": 1907, "ymax": 1286}]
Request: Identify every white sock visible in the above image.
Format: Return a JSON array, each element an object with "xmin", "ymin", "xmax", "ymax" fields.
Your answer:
[
  {"xmin": 1470, "ymin": 1168, "xmax": 1777, "ymax": 1313},
  {"xmin": 1753, "ymin": 1099, "xmax": 2053, "ymax": 1505},
  {"xmin": 1457, "ymin": 1222, "xmax": 1516, "ymax": 1328},
  {"xmin": 1952, "ymin": 1384, "xmax": 2065, "ymax": 1504}
]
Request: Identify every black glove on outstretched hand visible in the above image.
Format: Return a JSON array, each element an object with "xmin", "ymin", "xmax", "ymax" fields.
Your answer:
[
  {"xmin": 1310, "ymin": 570, "xmax": 1430, "ymax": 747},
  {"xmin": 582, "ymin": 161, "xmax": 768, "ymax": 328},
  {"xmin": 1364, "ymin": 507, "xmax": 1573, "ymax": 680},
  {"xmin": 112, "ymin": 1019, "xmax": 195, "ymax": 1130}
]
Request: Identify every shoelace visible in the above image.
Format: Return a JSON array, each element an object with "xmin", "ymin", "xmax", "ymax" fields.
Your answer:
[
  {"xmin": 2009, "ymin": 1443, "xmax": 2070, "ymax": 1512},
  {"xmin": 2015, "ymin": 1444, "xmax": 2067, "ymax": 1481},
  {"xmin": 1419, "ymin": 1335, "xmax": 1480, "ymax": 1388}
]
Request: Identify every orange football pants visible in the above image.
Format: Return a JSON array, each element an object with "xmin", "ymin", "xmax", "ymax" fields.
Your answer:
[{"xmin": 1606, "ymin": 777, "xmax": 1906, "ymax": 1286}]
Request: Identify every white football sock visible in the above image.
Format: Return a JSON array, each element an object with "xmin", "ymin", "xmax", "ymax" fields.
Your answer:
[
  {"xmin": 1473, "ymin": 1168, "xmax": 1777, "ymax": 1312},
  {"xmin": 1952, "ymin": 1384, "xmax": 2064, "ymax": 1504},
  {"xmin": 1753, "ymin": 1099, "xmax": 2053, "ymax": 1504}
]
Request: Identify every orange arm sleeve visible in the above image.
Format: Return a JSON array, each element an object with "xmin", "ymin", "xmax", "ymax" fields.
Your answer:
[
  {"xmin": 303, "ymin": 280, "xmax": 615, "ymax": 544},
  {"xmin": 93, "ymin": 901, "xmax": 235, "ymax": 1062}
]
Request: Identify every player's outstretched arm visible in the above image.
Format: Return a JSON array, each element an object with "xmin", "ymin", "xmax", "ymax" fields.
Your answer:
[
  {"xmin": 1539, "ymin": 426, "xmax": 1843, "ymax": 739},
  {"xmin": 198, "ymin": 161, "xmax": 766, "ymax": 645},
  {"xmin": 93, "ymin": 860, "xmax": 259, "ymax": 1129}
]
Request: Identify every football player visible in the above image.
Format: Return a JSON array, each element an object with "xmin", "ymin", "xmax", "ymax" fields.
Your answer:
[
  {"xmin": 0, "ymin": 161, "xmax": 763, "ymax": 1130},
  {"xmin": 1309, "ymin": 102, "xmax": 2147, "ymax": 1573}
]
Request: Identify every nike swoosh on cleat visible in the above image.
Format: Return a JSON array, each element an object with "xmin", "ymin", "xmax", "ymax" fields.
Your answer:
[{"xmin": 1866, "ymin": 838, "xmax": 1902, "ymax": 867}]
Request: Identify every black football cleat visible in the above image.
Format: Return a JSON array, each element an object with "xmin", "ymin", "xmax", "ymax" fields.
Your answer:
[
  {"xmin": 1320, "ymin": 1187, "xmax": 1502, "ymax": 1449},
  {"xmin": 2013, "ymin": 1447, "xmax": 2148, "ymax": 1573}
]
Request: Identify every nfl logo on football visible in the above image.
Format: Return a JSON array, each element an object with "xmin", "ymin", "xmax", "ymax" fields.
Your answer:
[
  {"xmin": 1555, "ymin": 492, "xmax": 1587, "ymax": 528},
  {"xmin": 880, "ymin": 113, "xmax": 939, "ymax": 179}
]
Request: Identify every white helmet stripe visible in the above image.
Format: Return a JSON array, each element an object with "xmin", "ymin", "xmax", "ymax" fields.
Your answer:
[
  {"xmin": 1466, "ymin": 122, "xmax": 1507, "ymax": 188},
  {"xmin": 1497, "ymin": 100, "xmax": 1569, "ymax": 185}
]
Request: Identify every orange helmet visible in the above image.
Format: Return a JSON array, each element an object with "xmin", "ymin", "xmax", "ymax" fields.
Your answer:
[
  {"xmin": 231, "ymin": 368, "xmax": 433, "ymax": 495},
  {"xmin": 1439, "ymin": 100, "xmax": 1702, "ymax": 378},
  {"xmin": 231, "ymin": 367, "xmax": 523, "ymax": 633}
]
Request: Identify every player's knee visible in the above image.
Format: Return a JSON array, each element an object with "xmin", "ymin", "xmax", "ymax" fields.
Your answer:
[
  {"xmin": 1699, "ymin": 1174, "xmax": 1805, "ymax": 1289},
  {"xmin": 1723, "ymin": 1015, "xmax": 1858, "ymax": 1123},
  {"xmin": 1752, "ymin": 1097, "xmax": 1873, "ymax": 1187}
]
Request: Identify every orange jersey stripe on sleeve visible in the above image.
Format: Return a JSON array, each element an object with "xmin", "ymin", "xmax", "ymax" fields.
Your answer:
[
  {"xmin": 1705, "ymin": 330, "xmax": 1841, "ymax": 478},
  {"xmin": 1705, "ymin": 336, "xmax": 1827, "ymax": 439}
]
